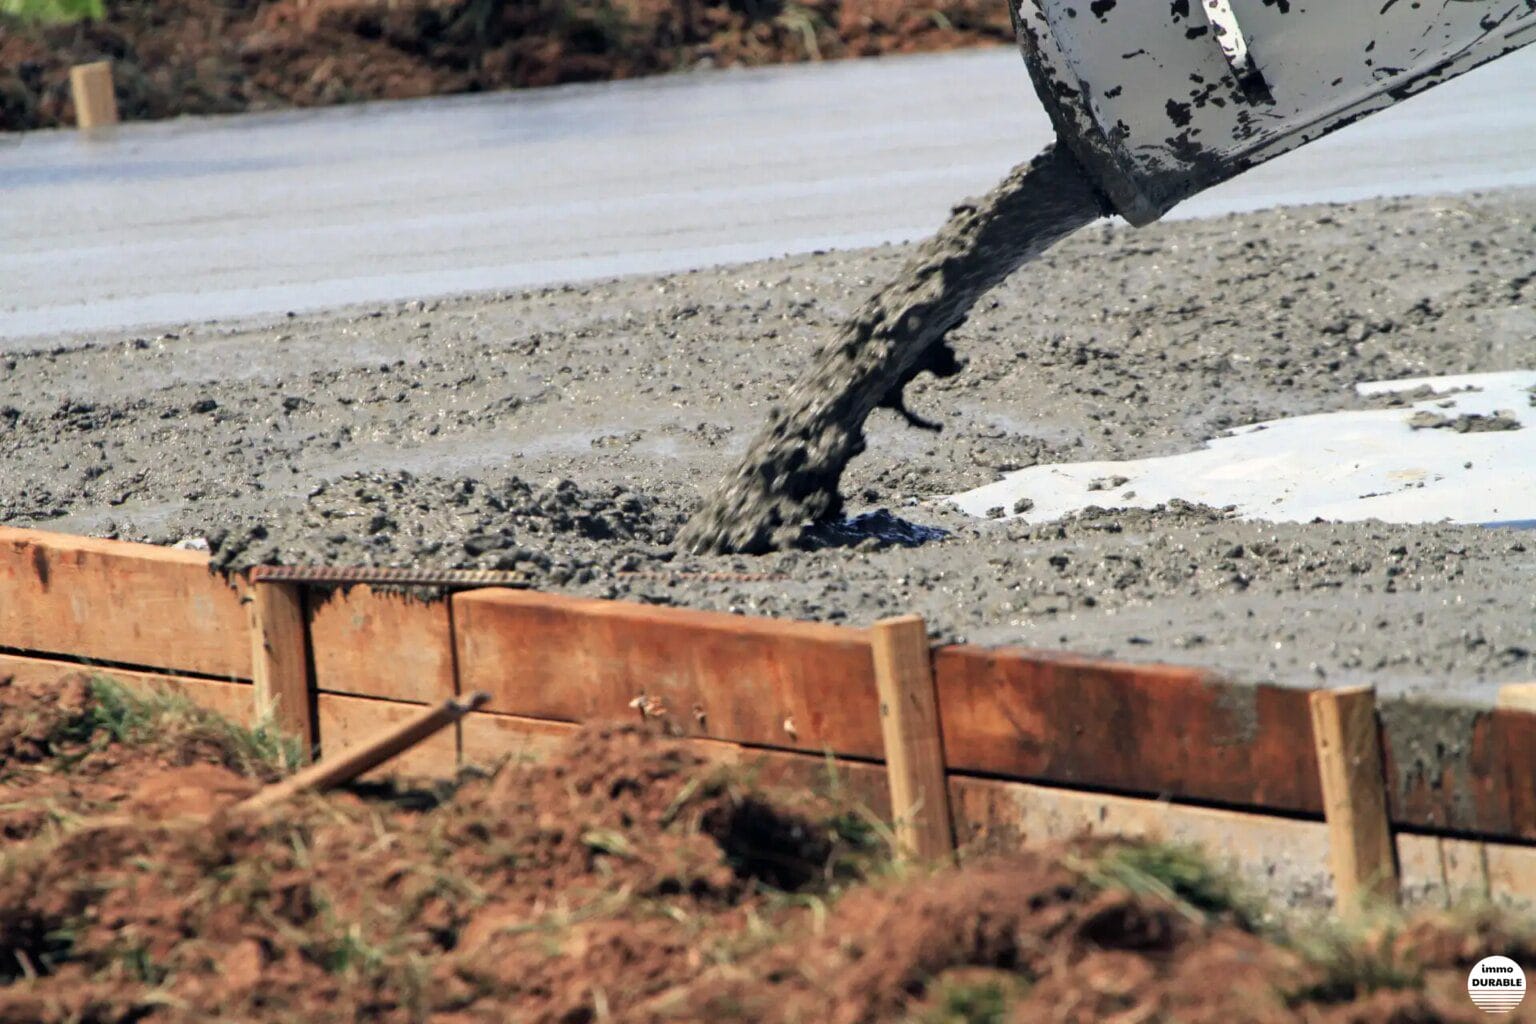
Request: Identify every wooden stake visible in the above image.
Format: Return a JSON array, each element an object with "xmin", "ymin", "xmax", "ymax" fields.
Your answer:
[
  {"xmin": 1498, "ymin": 683, "xmax": 1536, "ymax": 714},
  {"xmin": 871, "ymin": 615, "xmax": 954, "ymax": 862},
  {"xmin": 249, "ymin": 581, "xmax": 315, "ymax": 757},
  {"xmin": 236, "ymin": 692, "xmax": 488, "ymax": 813},
  {"xmin": 1309, "ymin": 685, "xmax": 1398, "ymax": 913},
  {"xmin": 69, "ymin": 61, "xmax": 118, "ymax": 129}
]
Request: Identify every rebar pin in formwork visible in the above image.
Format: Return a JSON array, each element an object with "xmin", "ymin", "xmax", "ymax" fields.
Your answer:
[
  {"xmin": 247, "ymin": 564, "xmax": 535, "ymax": 590},
  {"xmin": 615, "ymin": 570, "xmax": 788, "ymax": 584},
  {"xmin": 247, "ymin": 565, "xmax": 788, "ymax": 589}
]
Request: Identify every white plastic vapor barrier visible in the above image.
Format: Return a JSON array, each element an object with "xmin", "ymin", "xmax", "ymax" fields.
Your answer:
[{"xmin": 949, "ymin": 372, "xmax": 1536, "ymax": 529}]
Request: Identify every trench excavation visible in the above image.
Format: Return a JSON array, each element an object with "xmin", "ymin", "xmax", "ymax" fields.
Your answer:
[{"xmin": 679, "ymin": 143, "xmax": 1108, "ymax": 555}]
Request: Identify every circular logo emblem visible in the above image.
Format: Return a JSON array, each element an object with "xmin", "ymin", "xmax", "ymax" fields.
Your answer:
[{"xmin": 1468, "ymin": 956, "xmax": 1526, "ymax": 1015}]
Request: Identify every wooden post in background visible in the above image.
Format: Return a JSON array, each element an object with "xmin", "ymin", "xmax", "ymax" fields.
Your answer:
[
  {"xmin": 1310, "ymin": 685, "xmax": 1398, "ymax": 914},
  {"xmin": 1499, "ymin": 683, "xmax": 1536, "ymax": 714},
  {"xmin": 249, "ymin": 581, "xmax": 315, "ymax": 758},
  {"xmin": 872, "ymin": 615, "xmax": 955, "ymax": 862},
  {"xmin": 69, "ymin": 62, "xmax": 119, "ymax": 129}
]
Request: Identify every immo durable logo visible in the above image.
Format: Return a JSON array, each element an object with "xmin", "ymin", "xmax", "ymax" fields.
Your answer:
[{"xmin": 1468, "ymin": 956, "xmax": 1526, "ymax": 1015}]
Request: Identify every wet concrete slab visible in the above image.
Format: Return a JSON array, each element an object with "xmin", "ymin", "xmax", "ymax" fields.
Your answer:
[
  {"xmin": 3, "ymin": 46, "xmax": 1535, "ymax": 346},
  {"xmin": 4, "ymin": 186, "xmax": 1533, "ymax": 704}
]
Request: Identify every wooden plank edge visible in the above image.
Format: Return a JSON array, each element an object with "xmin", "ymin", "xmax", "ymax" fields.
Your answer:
[
  {"xmin": 0, "ymin": 525, "xmax": 218, "ymax": 566},
  {"xmin": 0, "ymin": 651, "xmax": 255, "ymax": 726},
  {"xmin": 0, "ymin": 525, "xmax": 251, "ymax": 678},
  {"xmin": 451, "ymin": 584, "xmax": 883, "ymax": 758},
  {"xmin": 453, "ymin": 584, "xmax": 870, "ymax": 645},
  {"xmin": 1498, "ymin": 683, "xmax": 1536, "ymax": 714}
]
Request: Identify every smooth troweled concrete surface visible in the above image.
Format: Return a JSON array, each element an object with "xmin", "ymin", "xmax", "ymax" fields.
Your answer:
[{"xmin": 2, "ymin": 45, "xmax": 1534, "ymax": 346}]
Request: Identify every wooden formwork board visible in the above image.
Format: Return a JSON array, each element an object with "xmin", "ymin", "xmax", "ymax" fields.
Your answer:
[
  {"xmin": 871, "ymin": 616, "xmax": 953, "ymax": 860},
  {"xmin": 2, "ymin": 524, "xmax": 1535, "ymax": 870},
  {"xmin": 69, "ymin": 61, "xmax": 118, "ymax": 128},
  {"xmin": 315, "ymin": 693, "xmax": 457, "ymax": 779},
  {"xmin": 460, "ymin": 710, "xmax": 576, "ymax": 767},
  {"xmin": 1311, "ymin": 687, "xmax": 1398, "ymax": 911},
  {"xmin": 453, "ymin": 588, "xmax": 883, "ymax": 758},
  {"xmin": 460, "ymin": 708, "xmax": 893, "ymax": 816},
  {"xmin": 249, "ymin": 582, "xmax": 314, "ymax": 752},
  {"xmin": 0, "ymin": 652, "xmax": 255, "ymax": 726},
  {"xmin": 935, "ymin": 644, "xmax": 1536, "ymax": 842},
  {"xmin": 308, "ymin": 586, "xmax": 456, "ymax": 704},
  {"xmin": 1380, "ymin": 695, "xmax": 1536, "ymax": 842},
  {"xmin": 0, "ymin": 527, "xmax": 249, "ymax": 679},
  {"xmin": 935, "ymin": 645, "xmax": 1320, "ymax": 814}
]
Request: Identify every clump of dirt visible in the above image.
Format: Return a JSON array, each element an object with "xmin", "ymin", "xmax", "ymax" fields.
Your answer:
[
  {"xmin": 0, "ymin": 0, "xmax": 1013, "ymax": 132},
  {"xmin": 0, "ymin": 675, "xmax": 1529, "ymax": 1023},
  {"xmin": 205, "ymin": 470, "xmax": 678, "ymax": 575},
  {"xmin": 0, "ymin": 673, "xmax": 93, "ymax": 772},
  {"xmin": 0, "ymin": 674, "xmax": 289, "ymax": 841},
  {"xmin": 678, "ymin": 859, "xmax": 1290, "ymax": 1023},
  {"xmin": 1407, "ymin": 410, "xmax": 1522, "ymax": 433}
]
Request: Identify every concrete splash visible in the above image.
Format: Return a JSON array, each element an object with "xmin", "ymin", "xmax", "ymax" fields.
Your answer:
[{"xmin": 680, "ymin": 144, "xmax": 1107, "ymax": 554}]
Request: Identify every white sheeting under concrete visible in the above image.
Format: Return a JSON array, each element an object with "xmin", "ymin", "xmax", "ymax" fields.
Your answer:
[{"xmin": 948, "ymin": 372, "xmax": 1536, "ymax": 528}]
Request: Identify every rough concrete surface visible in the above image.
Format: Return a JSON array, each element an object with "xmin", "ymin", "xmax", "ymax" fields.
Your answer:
[{"xmin": 3, "ymin": 189, "xmax": 1534, "ymax": 702}]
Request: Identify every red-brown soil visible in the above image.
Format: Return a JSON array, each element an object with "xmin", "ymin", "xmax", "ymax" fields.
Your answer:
[
  {"xmin": 0, "ymin": 674, "xmax": 1531, "ymax": 1023},
  {"xmin": 0, "ymin": 0, "xmax": 1014, "ymax": 131}
]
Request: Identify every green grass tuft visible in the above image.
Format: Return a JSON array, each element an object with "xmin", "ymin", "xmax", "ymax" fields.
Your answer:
[
  {"xmin": 51, "ymin": 676, "xmax": 303, "ymax": 779},
  {"xmin": 1085, "ymin": 841, "xmax": 1263, "ymax": 930},
  {"xmin": 0, "ymin": 0, "xmax": 102, "ymax": 25},
  {"xmin": 916, "ymin": 971, "xmax": 1028, "ymax": 1024},
  {"xmin": 1284, "ymin": 921, "xmax": 1422, "ymax": 1004}
]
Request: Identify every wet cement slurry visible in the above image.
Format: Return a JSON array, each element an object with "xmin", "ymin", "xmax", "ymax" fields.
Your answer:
[
  {"xmin": 3, "ymin": 188, "xmax": 1535, "ymax": 702},
  {"xmin": 679, "ymin": 145, "xmax": 1107, "ymax": 554},
  {"xmin": 3, "ymin": 46, "xmax": 1534, "ymax": 345}
]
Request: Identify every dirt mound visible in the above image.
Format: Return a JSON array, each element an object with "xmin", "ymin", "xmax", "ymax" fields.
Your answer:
[
  {"xmin": 0, "ymin": 700, "xmax": 878, "ymax": 1022},
  {"xmin": 0, "ymin": 674, "xmax": 278, "ymax": 841},
  {"xmin": 0, "ymin": 676, "xmax": 1529, "ymax": 1022},
  {"xmin": 0, "ymin": 0, "xmax": 1014, "ymax": 132},
  {"xmin": 0, "ymin": 673, "xmax": 92, "ymax": 771}
]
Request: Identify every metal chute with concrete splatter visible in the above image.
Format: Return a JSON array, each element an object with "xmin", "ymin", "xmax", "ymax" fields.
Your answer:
[{"xmin": 1014, "ymin": 0, "xmax": 1536, "ymax": 225}]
